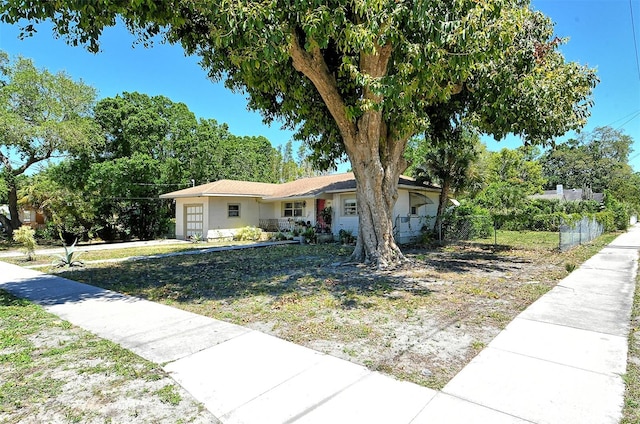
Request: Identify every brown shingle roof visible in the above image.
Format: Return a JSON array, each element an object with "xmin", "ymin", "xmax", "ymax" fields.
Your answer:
[
  {"xmin": 160, "ymin": 173, "xmax": 438, "ymax": 199},
  {"xmin": 159, "ymin": 179, "xmax": 277, "ymax": 198}
]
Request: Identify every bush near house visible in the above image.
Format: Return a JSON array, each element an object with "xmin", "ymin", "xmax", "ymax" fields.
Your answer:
[{"xmin": 234, "ymin": 226, "xmax": 263, "ymax": 241}]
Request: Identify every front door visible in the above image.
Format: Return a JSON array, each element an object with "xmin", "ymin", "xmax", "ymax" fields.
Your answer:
[{"xmin": 316, "ymin": 199, "xmax": 326, "ymax": 228}]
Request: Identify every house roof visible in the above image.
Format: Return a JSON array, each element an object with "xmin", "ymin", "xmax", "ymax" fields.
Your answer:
[
  {"xmin": 160, "ymin": 172, "xmax": 439, "ymax": 200},
  {"xmin": 159, "ymin": 180, "xmax": 277, "ymax": 199},
  {"xmin": 529, "ymin": 188, "xmax": 604, "ymax": 203}
]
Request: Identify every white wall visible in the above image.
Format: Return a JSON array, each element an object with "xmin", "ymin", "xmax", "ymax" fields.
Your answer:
[
  {"xmin": 331, "ymin": 189, "xmax": 440, "ymax": 242},
  {"xmin": 332, "ymin": 193, "xmax": 359, "ymax": 236},
  {"xmin": 207, "ymin": 197, "xmax": 261, "ymax": 230}
]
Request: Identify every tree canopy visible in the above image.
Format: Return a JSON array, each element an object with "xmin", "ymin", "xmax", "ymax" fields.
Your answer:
[
  {"xmin": 540, "ymin": 126, "xmax": 634, "ymax": 193},
  {"xmin": 0, "ymin": 50, "xmax": 101, "ymax": 234},
  {"xmin": 1, "ymin": 1, "xmax": 598, "ymax": 265}
]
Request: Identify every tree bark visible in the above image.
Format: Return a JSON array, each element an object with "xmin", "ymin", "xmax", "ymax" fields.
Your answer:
[
  {"xmin": 348, "ymin": 136, "xmax": 406, "ymax": 268},
  {"xmin": 434, "ymin": 178, "xmax": 451, "ymax": 240},
  {"xmin": 290, "ymin": 33, "xmax": 408, "ymax": 267},
  {"xmin": 7, "ymin": 182, "xmax": 20, "ymax": 232}
]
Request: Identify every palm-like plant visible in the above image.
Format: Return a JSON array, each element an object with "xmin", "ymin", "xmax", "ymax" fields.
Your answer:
[{"xmin": 52, "ymin": 238, "xmax": 84, "ymax": 267}]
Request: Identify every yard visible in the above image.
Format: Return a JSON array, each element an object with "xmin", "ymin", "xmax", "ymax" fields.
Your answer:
[{"xmin": 40, "ymin": 231, "xmax": 616, "ymax": 390}]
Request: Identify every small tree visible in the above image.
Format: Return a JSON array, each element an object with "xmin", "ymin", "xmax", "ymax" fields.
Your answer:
[{"xmin": 12, "ymin": 225, "xmax": 36, "ymax": 260}]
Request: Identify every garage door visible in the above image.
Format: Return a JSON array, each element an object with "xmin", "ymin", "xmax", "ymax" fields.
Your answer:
[{"xmin": 185, "ymin": 204, "xmax": 203, "ymax": 239}]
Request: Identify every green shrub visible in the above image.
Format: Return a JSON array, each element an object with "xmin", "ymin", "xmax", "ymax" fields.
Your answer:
[
  {"xmin": 595, "ymin": 211, "xmax": 615, "ymax": 232},
  {"xmin": 235, "ymin": 226, "xmax": 262, "ymax": 241},
  {"xmin": 338, "ymin": 229, "xmax": 355, "ymax": 244},
  {"xmin": 302, "ymin": 227, "xmax": 316, "ymax": 243},
  {"xmin": 443, "ymin": 203, "xmax": 493, "ymax": 239},
  {"xmin": 272, "ymin": 231, "xmax": 288, "ymax": 241},
  {"xmin": 13, "ymin": 226, "xmax": 37, "ymax": 261}
]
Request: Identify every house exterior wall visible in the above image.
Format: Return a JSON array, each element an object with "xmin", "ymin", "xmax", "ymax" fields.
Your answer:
[
  {"xmin": 206, "ymin": 196, "xmax": 261, "ymax": 231},
  {"xmin": 393, "ymin": 190, "xmax": 440, "ymax": 243},
  {"xmin": 172, "ymin": 188, "xmax": 440, "ymax": 243},
  {"xmin": 333, "ymin": 193, "xmax": 359, "ymax": 236},
  {"xmin": 331, "ymin": 189, "xmax": 439, "ymax": 243}
]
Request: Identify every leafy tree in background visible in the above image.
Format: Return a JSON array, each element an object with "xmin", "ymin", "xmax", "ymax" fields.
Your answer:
[
  {"xmin": 0, "ymin": 50, "xmax": 101, "ymax": 234},
  {"xmin": 86, "ymin": 153, "xmax": 166, "ymax": 240},
  {"xmin": 272, "ymin": 140, "xmax": 320, "ymax": 183},
  {"xmin": 487, "ymin": 147, "xmax": 545, "ymax": 195},
  {"xmin": 93, "ymin": 92, "xmax": 285, "ymax": 185},
  {"xmin": 72, "ymin": 92, "xmax": 285, "ymax": 239},
  {"xmin": 472, "ymin": 147, "xmax": 545, "ymax": 224},
  {"xmin": 540, "ymin": 126, "xmax": 634, "ymax": 194},
  {"xmin": 0, "ymin": 1, "xmax": 598, "ymax": 266}
]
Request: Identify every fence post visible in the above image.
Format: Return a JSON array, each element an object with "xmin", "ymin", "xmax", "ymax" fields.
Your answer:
[{"xmin": 558, "ymin": 217, "xmax": 562, "ymax": 252}]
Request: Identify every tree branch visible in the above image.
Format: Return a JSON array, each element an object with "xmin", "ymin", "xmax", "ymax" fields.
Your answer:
[{"xmin": 289, "ymin": 30, "xmax": 357, "ymax": 144}]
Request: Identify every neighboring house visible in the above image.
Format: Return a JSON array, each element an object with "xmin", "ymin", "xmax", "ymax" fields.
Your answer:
[
  {"xmin": 529, "ymin": 185, "xmax": 604, "ymax": 203},
  {"xmin": 160, "ymin": 172, "xmax": 441, "ymax": 244},
  {"xmin": 0, "ymin": 205, "xmax": 46, "ymax": 229}
]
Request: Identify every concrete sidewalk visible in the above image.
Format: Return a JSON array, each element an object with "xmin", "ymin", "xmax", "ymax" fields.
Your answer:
[{"xmin": 0, "ymin": 226, "xmax": 638, "ymax": 423}]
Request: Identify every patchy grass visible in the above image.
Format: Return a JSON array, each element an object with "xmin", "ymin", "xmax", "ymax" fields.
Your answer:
[
  {"xmin": 49, "ymin": 231, "xmax": 618, "ymax": 390},
  {"xmin": 1, "ymin": 240, "xmax": 258, "ymax": 267},
  {"xmin": 0, "ymin": 289, "xmax": 214, "ymax": 423},
  {"xmin": 469, "ymin": 229, "xmax": 561, "ymax": 251},
  {"xmin": 622, "ymin": 262, "xmax": 640, "ymax": 423}
]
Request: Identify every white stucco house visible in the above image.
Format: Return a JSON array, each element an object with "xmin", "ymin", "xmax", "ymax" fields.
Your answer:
[{"xmin": 160, "ymin": 172, "xmax": 441, "ymax": 244}]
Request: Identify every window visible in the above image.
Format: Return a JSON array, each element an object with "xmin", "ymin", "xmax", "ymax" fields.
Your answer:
[
  {"xmin": 22, "ymin": 210, "xmax": 31, "ymax": 223},
  {"xmin": 343, "ymin": 198, "xmax": 357, "ymax": 216},
  {"xmin": 283, "ymin": 201, "xmax": 304, "ymax": 217},
  {"xmin": 228, "ymin": 203, "xmax": 240, "ymax": 218}
]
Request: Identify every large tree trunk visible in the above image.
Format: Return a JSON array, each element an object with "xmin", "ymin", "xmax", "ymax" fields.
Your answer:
[
  {"xmin": 6, "ymin": 179, "xmax": 21, "ymax": 235},
  {"xmin": 290, "ymin": 34, "xmax": 408, "ymax": 267},
  {"xmin": 348, "ymin": 145, "xmax": 405, "ymax": 268}
]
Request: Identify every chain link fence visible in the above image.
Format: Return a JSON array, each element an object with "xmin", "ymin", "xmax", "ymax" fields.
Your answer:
[
  {"xmin": 559, "ymin": 216, "xmax": 604, "ymax": 252},
  {"xmin": 436, "ymin": 215, "xmax": 494, "ymax": 244},
  {"xmin": 432, "ymin": 214, "xmax": 604, "ymax": 252}
]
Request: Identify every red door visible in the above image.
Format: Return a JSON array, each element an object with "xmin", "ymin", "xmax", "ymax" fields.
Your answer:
[{"xmin": 316, "ymin": 199, "xmax": 326, "ymax": 227}]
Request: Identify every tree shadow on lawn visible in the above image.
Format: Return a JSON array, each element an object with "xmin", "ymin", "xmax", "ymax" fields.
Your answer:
[
  {"xmin": 406, "ymin": 244, "xmax": 533, "ymax": 275},
  {"xmin": 58, "ymin": 244, "xmax": 533, "ymax": 308}
]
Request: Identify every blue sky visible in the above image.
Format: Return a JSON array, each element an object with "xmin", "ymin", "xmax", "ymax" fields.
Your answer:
[{"xmin": 0, "ymin": 0, "xmax": 638, "ymax": 171}]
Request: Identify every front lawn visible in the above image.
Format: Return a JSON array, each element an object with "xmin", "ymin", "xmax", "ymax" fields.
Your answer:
[
  {"xmin": 48, "ymin": 231, "xmax": 616, "ymax": 389},
  {"xmin": 1, "ymin": 240, "xmax": 256, "ymax": 267},
  {"xmin": 0, "ymin": 290, "xmax": 214, "ymax": 423}
]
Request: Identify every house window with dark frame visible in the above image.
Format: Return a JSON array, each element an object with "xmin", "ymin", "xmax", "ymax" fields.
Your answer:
[
  {"xmin": 343, "ymin": 198, "xmax": 357, "ymax": 216},
  {"xmin": 283, "ymin": 201, "xmax": 304, "ymax": 217},
  {"xmin": 228, "ymin": 203, "xmax": 240, "ymax": 218}
]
